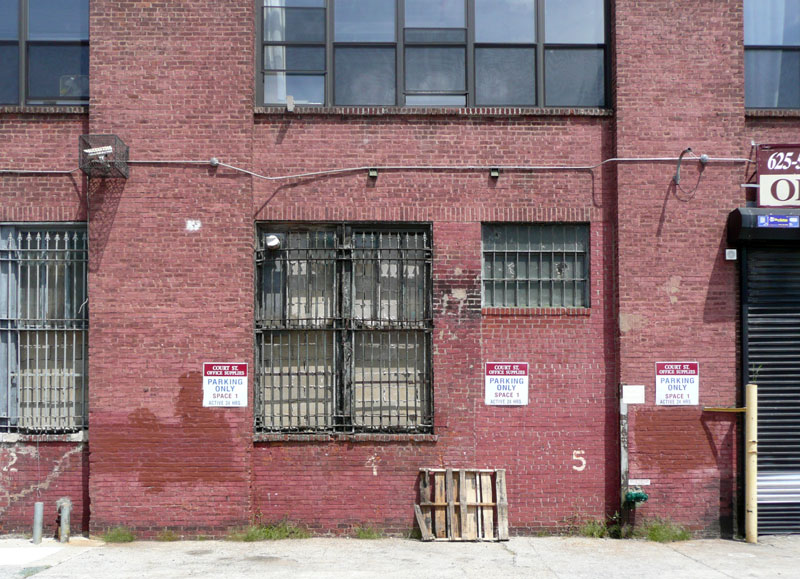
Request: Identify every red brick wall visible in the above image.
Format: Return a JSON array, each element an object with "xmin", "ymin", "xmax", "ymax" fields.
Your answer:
[
  {"xmin": 615, "ymin": 0, "xmax": 745, "ymax": 534},
  {"xmin": 250, "ymin": 115, "xmax": 618, "ymax": 532},
  {"xmin": 2, "ymin": 0, "xmax": 799, "ymax": 537},
  {"xmin": 85, "ymin": 0, "xmax": 255, "ymax": 534},
  {"xmin": 0, "ymin": 442, "xmax": 89, "ymax": 535}
]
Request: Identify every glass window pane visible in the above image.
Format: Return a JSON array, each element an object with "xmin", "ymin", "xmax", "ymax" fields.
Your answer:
[
  {"xmin": 405, "ymin": 0, "xmax": 465, "ymax": 29},
  {"xmin": 29, "ymin": 0, "xmax": 89, "ymax": 41},
  {"xmin": 475, "ymin": 0, "xmax": 535, "ymax": 43},
  {"xmin": 545, "ymin": 48, "xmax": 604, "ymax": 106},
  {"xmin": 0, "ymin": 46, "xmax": 19, "ymax": 104},
  {"xmin": 405, "ymin": 47, "xmax": 465, "ymax": 91},
  {"xmin": 405, "ymin": 95, "xmax": 465, "ymax": 105},
  {"xmin": 0, "ymin": 0, "xmax": 18, "ymax": 39},
  {"xmin": 265, "ymin": 72, "xmax": 325, "ymax": 104},
  {"xmin": 476, "ymin": 47, "xmax": 535, "ymax": 105},
  {"xmin": 544, "ymin": 0, "xmax": 604, "ymax": 44},
  {"xmin": 265, "ymin": 0, "xmax": 324, "ymax": 6},
  {"xmin": 265, "ymin": 46, "xmax": 325, "ymax": 71},
  {"xmin": 404, "ymin": 28, "xmax": 466, "ymax": 43},
  {"xmin": 745, "ymin": 0, "xmax": 800, "ymax": 46},
  {"xmin": 28, "ymin": 44, "xmax": 89, "ymax": 100},
  {"xmin": 335, "ymin": 46, "xmax": 395, "ymax": 105},
  {"xmin": 335, "ymin": 0, "xmax": 395, "ymax": 42},
  {"xmin": 745, "ymin": 50, "xmax": 800, "ymax": 108},
  {"xmin": 264, "ymin": 7, "xmax": 325, "ymax": 42}
]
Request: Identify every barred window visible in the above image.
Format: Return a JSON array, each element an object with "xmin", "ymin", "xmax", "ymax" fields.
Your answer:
[
  {"xmin": 0, "ymin": 226, "xmax": 88, "ymax": 433},
  {"xmin": 255, "ymin": 225, "xmax": 433, "ymax": 433},
  {"xmin": 482, "ymin": 223, "xmax": 589, "ymax": 308}
]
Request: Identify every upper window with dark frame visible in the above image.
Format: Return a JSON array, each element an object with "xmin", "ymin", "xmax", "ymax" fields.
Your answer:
[
  {"xmin": 257, "ymin": 0, "xmax": 607, "ymax": 108},
  {"xmin": 0, "ymin": 0, "xmax": 89, "ymax": 106},
  {"xmin": 745, "ymin": 0, "xmax": 800, "ymax": 109},
  {"xmin": 482, "ymin": 223, "xmax": 590, "ymax": 309}
]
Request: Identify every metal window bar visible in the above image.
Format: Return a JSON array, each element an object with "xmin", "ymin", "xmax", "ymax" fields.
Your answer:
[
  {"xmin": 482, "ymin": 224, "xmax": 589, "ymax": 308},
  {"xmin": 255, "ymin": 226, "xmax": 432, "ymax": 433},
  {"xmin": 1, "ymin": 227, "xmax": 88, "ymax": 433}
]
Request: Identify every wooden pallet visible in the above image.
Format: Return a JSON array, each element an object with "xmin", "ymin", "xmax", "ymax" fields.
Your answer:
[{"xmin": 414, "ymin": 468, "xmax": 508, "ymax": 541}]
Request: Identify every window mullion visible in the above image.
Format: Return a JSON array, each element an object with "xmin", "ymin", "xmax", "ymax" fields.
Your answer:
[
  {"xmin": 466, "ymin": 0, "xmax": 474, "ymax": 106},
  {"xmin": 397, "ymin": 0, "xmax": 404, "ymax": 106},
  {"xmin": 326, "ymin": 0, "xmax": 333, "ymax": 105},
  {"xmin": 19, "ymin": 0, "xmax": 27, "ymax": 104},
  {"xmin": 535, "ymin": 0, "xmax": 545, "ymax": 106}
]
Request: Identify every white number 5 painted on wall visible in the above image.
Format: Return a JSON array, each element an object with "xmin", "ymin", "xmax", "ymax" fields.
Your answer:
[{"xmin": 572, "ymin": 450, "xmax": 587, "ymax": 472}]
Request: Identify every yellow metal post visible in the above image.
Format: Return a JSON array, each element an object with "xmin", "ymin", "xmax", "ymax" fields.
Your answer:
[{"xmin": 745, "ymin": 383, "xmax": 758, "ymax": 544}]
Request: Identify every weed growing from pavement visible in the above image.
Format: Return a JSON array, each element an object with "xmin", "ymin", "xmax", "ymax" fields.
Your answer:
[
  {"xmin": 156, "ymin": 529, "xmax": 179, "ymax": 542},
  {"xmin": 564, "ymin": 515, "xmax": 689, "ymax": 542},
  {"xmin": 353, "ymin": 526, "xmax": 382, "ymax": 540},
  {"xmin": 578, "ymin": 519, "xmax": 609, "ymax": 538},
  {"xmin": 227, "ymin": 520, "xmax": 311, "ymax": 541},
  {"xmin": 102, "ymin": 527, "xmax": 136, "ymax": 543},
  {"xmin": 635, "ymin": 518, "xmax": 692, "ymax": 543}
]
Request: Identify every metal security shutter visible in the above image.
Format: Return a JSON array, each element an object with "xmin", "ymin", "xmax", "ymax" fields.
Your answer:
[{"xmin": 743, "ymin": 247, "xmax": 800, "ymax": 534}]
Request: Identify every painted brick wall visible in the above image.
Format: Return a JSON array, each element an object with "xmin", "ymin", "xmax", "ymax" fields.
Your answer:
[
  {"xmin": 2, "ymin": 0, "xmax": 799, "ymax": 537},
  {"xmin": 0, "ymin": 442, "xmax": 89, "ymax": 536},
  {"xmin": 615, "ymin": 0, "xmax": 745, "ymax": 534},
  {"xmin": 84, "ymin": 0, "xmax": 255, "ymax": 535},
  {"xmin": 250, "ymin": 114, "xmax": 618, "ymax": 533}
]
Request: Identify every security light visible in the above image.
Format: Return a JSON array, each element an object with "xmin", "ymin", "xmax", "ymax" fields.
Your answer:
[
  {"xmin": 489, "ymin": 168, "xmax": 500, "ymax": 178},
  {"xmin": 265, "ymin": 234, "xmax": 282, "ymax": 249},
  {"xmin": 368, "ymin": 168, "xmax": 378, "ymax": 179},
  {"xmin": 83, "ymin": 146, "xmax": 113, "ymax": 160}
]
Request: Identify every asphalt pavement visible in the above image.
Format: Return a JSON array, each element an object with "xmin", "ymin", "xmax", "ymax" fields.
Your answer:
[{"xmin": 1, "ymin": 534, "xmax": 799, "ymax": 578}]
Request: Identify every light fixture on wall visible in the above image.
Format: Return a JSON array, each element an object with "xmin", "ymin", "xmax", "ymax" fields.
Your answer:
[
  {"xmin": 489, "ymin": 167, "xmax": 500, "ymax": 179},
  {"xmin": 368, "ymin": 168, "xmax": 379, "ymax": 179}
]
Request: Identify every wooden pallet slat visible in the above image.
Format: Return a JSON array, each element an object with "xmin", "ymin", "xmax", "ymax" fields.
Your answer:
[
  {"xmin": 415, "ymin": 468, "xmax": 508, "ymax": 542},
  {"xmin": 496, "ymin": 469, "xmax": 509, "ymax": 540},
  {"xmin": 479, "ymin": 472, "xmax": 494, "ymax": 540},
  {"xmin": 434, "ymin": 471, "xmax": 447, "ymax": 538}
]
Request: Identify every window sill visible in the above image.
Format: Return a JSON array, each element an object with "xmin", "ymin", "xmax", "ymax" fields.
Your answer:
[
  {"xmin": 0, "ymin": 431, "xmax": 87, "ymax": 443},
  {"xmin": 0, "ymin": 105, "xmax": 88, "ymax": 115},
  {"xmin": 254, "ymin": 106, "xmax": 613, "ymax": 118},
  {"xmin": 482, "ymin": 307, "xmax": 591, "ymax": 317},
  {"xmin": 254, "ymin": 432, "xmax": 438, "ymax": 443},
  {"xmin": 745, "ymin": 108, "xmax": 800, "ymax": 118}
]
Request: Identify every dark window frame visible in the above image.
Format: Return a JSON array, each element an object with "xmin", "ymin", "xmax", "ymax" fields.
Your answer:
[
  {"xmin": 0, "ymin": 0, "xmax": 89, "ymax": 106},
  {"xmin": 254, "ymin": 223, "xmax": 434, "ymax": 434},
  {"xmin": 255, "ymin": 0, "xmax": 608, "ymax": 108},
  {"xmin": 744, "ymin": 0, "xmax": 800, "ymax": 109}
]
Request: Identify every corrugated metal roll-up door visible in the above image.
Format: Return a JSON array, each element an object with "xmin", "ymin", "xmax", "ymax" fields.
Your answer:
[{"xmin": 744, "ymin": 247, "xmax": 800, "ymax": 534}]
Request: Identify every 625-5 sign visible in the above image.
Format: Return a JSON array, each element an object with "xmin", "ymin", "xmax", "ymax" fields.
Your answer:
[{"xmin": 758, "ymin": 145, "xmax": 800, "ymax": 208}]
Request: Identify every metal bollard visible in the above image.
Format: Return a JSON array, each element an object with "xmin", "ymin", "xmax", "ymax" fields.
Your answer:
[
  {"xmin": 56, "ymin": 498, "xmax": 72, "ymax": 543},
  {"xmin": 32, "ymin": 502, "xmax": 44, "ymax": 544}
]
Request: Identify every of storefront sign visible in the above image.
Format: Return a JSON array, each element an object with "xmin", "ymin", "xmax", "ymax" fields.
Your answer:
[
  {"xmin": 655, "ymin": 362, "xmax": 699, "ymax": 406},
  {"xmin": 758, "ymin": 144, "xmax": 800, "ymax": 208},
  {"xmin": 757, "ymin": 214, "xmax": 800, "ymax": 228},
  {"xmin": 485, "ymin": 362, "xmax": 528, "ymax": 406},
  {"xmin": 202, "ymin": 362, "xmax": 248, "ymax": 407}
]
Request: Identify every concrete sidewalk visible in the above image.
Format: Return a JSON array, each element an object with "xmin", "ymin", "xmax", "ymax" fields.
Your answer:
[{"xmin": 1, "ymin": 534, "xmax": 798, "ymax": 579}]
